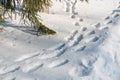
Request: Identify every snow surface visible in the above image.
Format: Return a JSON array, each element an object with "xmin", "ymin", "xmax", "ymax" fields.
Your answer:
[{"xmin": 0, "ymin": 0, "xmax": 120, "ymax": 80}]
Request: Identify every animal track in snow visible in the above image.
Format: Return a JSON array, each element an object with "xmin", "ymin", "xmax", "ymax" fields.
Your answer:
[
  {"xmin": 113, "ymin": 13, "xmax": 120, "ymax": 18},
  {"xmin": 83, "ymin": 30, "xmax": 96, "ymax": 37},
  {"xmin": 39, "ymin": 47, "xmax": 66, "ymax": 59},
  {"xmin": 0, "ymin": 64, "xmax": 20, "ymax": 75},
  {"xmin": 1, "ymin": 2, "xmax": 120, "ymax": 80},
  {"xmin": 21, "ymin": 61, "xmax": 43, "ymax": 73},
  {"xmin": 64, "ymin": 30, "xmax": 78, "ymax": 42},
  {"xmin": 73, "ymin": 45, "xmax": 86, "ymax": 52},
  {"xmin": 15, "ymin": 52, "xmax": 41, "ymax": 62},
  {"xmin": 105, "ymin": 16, "xmax": 110, "ymax": 20},
  {"xmin": 48, "ymin": 59, "xmax": 69, "ymax": 68},
  {"xmin": 94, "ymin": 23, "xmax": 101, "ymax": 28},
  {"xmin": 68, "ymin": 34, "xmax": 83, "ymax": 47},
  {"xmin": 48, "ymin": 43, "xmax": 66, "ymax": 52},
  {"xmin": 83, "ymin": 36, "xmax": 99, "ymax": 44},
  {"xmin": 81, "ymin": 27, "xmax": 87, "ymax": 32},
  {"xmin": 74, "ymin": 22, "xmax": 80, "ymax": 26},
  {"xmin": 88, "ymin": 30, "xmax": 96, "ymax": 35},
  {"xmin": 117, "ymin": 5, "xmax": 120, "ymax": 8},
  {"xmin": 92, "ymin": 37, "xmax": 99, "ymax": 42}
]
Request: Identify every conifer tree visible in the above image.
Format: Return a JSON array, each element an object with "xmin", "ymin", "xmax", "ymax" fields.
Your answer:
[{"xmin": 0, "ymin": 0, "xmax": 56, "ymax": 35}]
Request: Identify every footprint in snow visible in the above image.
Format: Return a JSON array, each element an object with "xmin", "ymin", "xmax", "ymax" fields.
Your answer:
[
  {"xmin": 39, "ymin": 47, "xmax": 66, "ymax": 60},
  {"xmin": 81, "ymin": 27, "xmax": 87, "ymax": 32},
  {"xmin": 74, "ymin": 22, "xmax": 80, "ymax": 26},
  {"xmin": 117, "ymin": 5, "xmax": 120, "ymax": 8},
  {"xmin": 21, "ymin": 61, "xmax": 43, "ymax": 73},
  {"xmin": 64, "ymin": 30, "xmax": 78, "ymax": 42},
  {"xmin": 15, "ymin": 52, "xmax": 40, "ymax": 62},
  {"xmin": 74, "ymin": 34, "xmax": 83, "ymax": 42},
  {"xmin": 75, "ymin": 45, "xmax": 86, "ymax": 52},
  {"xmin": 82, "ymin": 36, "xmax": 99, "ymax": 44},
  {"xmin": 88, "ymin": 30, "xmax": 96, "ymax": 35},
  {"xmin": 106, "ymin": 20, "xmax": 113, "ymax": 24},
  {"xmin": 47, "ymin": 59, "xmax": 69, "ymax": 68},
  {"xmin": 113, "ymin": 13, "xmax": 120, "ymax": 18},
  {"xmin": 71, "ymin": 30, "xmax": 79, "ymax": 34},
  {"xmin": 84, "ymin": 30, "xmax": 95, "ymax": 37},
  {"xmin": 48, "ymin": 43, "xmax": 65, "ymax": 51},
  {"xmin": 94, "ymin": 23, "xmax": 101, "ymax": 28},
  {"xmin": 105, "ymin": 16, "xmax": 110, "ymax": 19},
  {"xmin": 91, "ymin": 37, "xmax": 99, "ymax": 42},
  {"xmin": 68, "ymin": 34, "xmax": 83, "ymax": 47},
  {"xmin": 0, "ymin": 64, "xmax": 20, "ymax": 75}
]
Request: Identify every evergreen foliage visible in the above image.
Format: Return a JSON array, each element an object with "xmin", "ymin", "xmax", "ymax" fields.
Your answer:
[
  {"xmin": 80, "ymin": 0, "xmax": 89, "ymax": 2},
  {"xmin": 0, "ymin": 0, "xmax": 56, "ymax": 35}
]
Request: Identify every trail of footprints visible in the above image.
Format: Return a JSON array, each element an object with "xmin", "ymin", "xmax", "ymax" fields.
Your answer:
[
  {"xmin": 0, "ymin": 64, "xmax": 20, "ymax": 75},
  {"xmin": 0, "ymin": 2, "xmax": 120, "ymax": 80}
]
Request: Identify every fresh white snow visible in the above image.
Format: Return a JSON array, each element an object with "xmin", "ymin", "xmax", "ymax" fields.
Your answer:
[{"xmin": 0, "ymin": 0, "xmax": 120, "ymax": 80}]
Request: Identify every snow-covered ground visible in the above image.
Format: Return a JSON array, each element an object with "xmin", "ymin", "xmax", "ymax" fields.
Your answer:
[{"xmin": 0, "ymin": 0, "xmax": 120, "ymax": 80}]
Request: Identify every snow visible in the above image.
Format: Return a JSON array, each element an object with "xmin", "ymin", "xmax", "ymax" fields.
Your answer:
[{"xmin": 0, "ymin": 0, "xmax": 120, "ymax": 80}]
